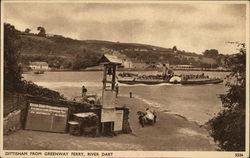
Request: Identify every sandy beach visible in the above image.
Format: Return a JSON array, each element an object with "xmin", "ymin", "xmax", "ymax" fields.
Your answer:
[{"xmin": 3, "ymin": 96, "xmax": 218, "ymax": 150}]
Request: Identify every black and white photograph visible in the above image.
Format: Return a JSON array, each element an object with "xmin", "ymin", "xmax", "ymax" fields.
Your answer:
[{"xmin": 1, "ymin": 0, "xmax": 249, "ymax": 157}]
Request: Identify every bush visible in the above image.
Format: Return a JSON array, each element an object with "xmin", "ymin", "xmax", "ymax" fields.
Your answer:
[
  {"xmin": 208, "ymin": 43, "xmax": 246, "ymax": 151},
  {"xmin": 17, "ymin": 80, "xmax": 64, "ymax": 100}
]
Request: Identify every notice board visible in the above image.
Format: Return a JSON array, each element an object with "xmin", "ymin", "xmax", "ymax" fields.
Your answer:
[
  {"xmin": 101, "ymin": 108, "xmax": 115, "ymax": 122},
  {"xmin": 25, "ymin": 103, "xmax": 69, "ymax": 133},
  {"xmin": 114, "ymin": 110, "xmax": 124, "ymax": 131}
]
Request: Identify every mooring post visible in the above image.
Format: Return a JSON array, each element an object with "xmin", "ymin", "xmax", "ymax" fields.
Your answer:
[{"xmin": 130, "ymin": 92, "xmax": 132, "ymax": 98}]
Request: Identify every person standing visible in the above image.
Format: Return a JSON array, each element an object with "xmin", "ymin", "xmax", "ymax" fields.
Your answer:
[
  {"xmin": 82, "ymin": 85, "xmax": 87, "ymax": 97},
  {"xmin": 115, "ymin": 83, "xmax": 119, "ymax": 98},
  {"xmin": 162, "ymin": 64, "xmax": 167, "ymax": 80}
]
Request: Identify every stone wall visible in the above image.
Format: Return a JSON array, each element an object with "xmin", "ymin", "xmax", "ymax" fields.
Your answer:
[
  {"xmin": 3, "ymin": 93, "xmax": 28, "ymax": 135},
  {"xmin": 3, "ymin": 110, "xmax": 22, "ymax": 135}
]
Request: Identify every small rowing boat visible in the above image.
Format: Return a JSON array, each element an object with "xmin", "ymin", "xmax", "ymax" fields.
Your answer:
[{"xmin": 33, "ymin": 70, "xmax": 45, "ymax": 74}]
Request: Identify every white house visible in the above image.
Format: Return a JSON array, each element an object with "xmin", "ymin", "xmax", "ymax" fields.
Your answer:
[
  {"xmin": 121, "ymin": 59, "xmax": 133, "ymax": 68},
  {"xmin": 29, "ymin": 62, "xmax": 50, "ymax": 70}
]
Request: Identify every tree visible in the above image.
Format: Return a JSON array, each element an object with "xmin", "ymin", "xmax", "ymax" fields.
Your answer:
[
  {"xmin": 4, "ymin": 23, "xmax": 22, "ymax": 92},
  {"xmin": 24, "ymin": 28, "xmax": 31, "ymax": 34},
  {"xmin": 208, "ymin": 43, "xmax": 246, "ymax": 151},
  {"xmin": 203, "ymin": 49, "xmax": 219, "ymax": 58},
  {"xmin": 172, "ymin": 46, "xmax": 177, "ymax": 52},
  {"xmin": 37, "ymin": 26, "xmax": 46, "ymax": 37},
  {"xmin": 4, "ymin": 23, "xmax": 63, "ymax": 100}
]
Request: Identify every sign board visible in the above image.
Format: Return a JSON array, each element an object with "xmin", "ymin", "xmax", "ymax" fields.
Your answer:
[
  {"xmin": 25, "ymin": 103, "xmax": 68, "ymax": 133},
  {"xmin": 101, "ymin": 108, "xmax": 115, "ymax": 122},
  {"xmin": 114, "ymin": 110, "xmax": 124, "ymax": 131}
]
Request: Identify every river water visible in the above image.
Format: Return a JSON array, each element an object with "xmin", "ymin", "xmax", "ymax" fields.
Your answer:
[{"xmin": 23, "ymin": 71, "xmax": 228, "ymax": 125}]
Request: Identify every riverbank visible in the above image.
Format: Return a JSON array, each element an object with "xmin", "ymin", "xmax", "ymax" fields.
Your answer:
[
  {"xmin": 3, "ymin": 96, "xmax": 218, "ymax": 150},
  {"xmin": 23, "ymin": 67, "xmax": 231, "ymax": 73}
]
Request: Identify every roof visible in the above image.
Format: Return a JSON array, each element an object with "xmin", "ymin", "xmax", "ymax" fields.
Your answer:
[
  {"xmin": 30, "ymin": 62, "xmax": 48, "ymax": 66},
  {"xmin": 98, "ymin": 54, "xmax": 122, "ymax": 65}
]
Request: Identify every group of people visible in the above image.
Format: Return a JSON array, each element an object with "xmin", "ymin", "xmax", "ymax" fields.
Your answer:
[
  {"xmin": 137, "ymin": 108, "xmax": 157, "ymax": 127},
  {"xmin": 181, "ymin": 73, "xmax": 209, "ymax": 81},
  {"xmin": 118, "ymin": 72, "xmax": 138, "ymax": 78},
  {"xmin": 137, "ymin": 74, "xmax": 162, "ymax": 80}
]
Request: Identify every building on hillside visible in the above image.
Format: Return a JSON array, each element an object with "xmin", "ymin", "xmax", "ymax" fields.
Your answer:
[
  {"xmin": 29, "ymin": 62, "xmax": 50, "ymax": 70},
  {"xmin": 121, "ymin": 59, "xmax": 133, "ymax": 69},
  {"xmin": 139, "ymin": 48, "xmax": 148, "ymax": 52},
  {"xmin": 156, "ymin": 63, "xmax": 170, "ymax": 68},
  {"xmin": 132, "ymin": 61, "xmax": 148, "ymax": 69}
]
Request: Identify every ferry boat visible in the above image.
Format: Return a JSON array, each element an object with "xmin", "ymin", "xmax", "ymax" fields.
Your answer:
[
  {"xmin": 180, "ymin": 78, "xmax": 223, "ymax": 85},
  {"xmin": 118, "ymin": 79, "xmax": 169, "ymax": 85},
  {"xmin": 118, "ymin": 77, "xmax": 223, "ymax": 85}
]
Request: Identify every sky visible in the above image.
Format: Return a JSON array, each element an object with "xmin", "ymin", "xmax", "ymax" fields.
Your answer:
[{"xmin": 3, "ymin": 2, "xmax": 247, "ymax": 54}]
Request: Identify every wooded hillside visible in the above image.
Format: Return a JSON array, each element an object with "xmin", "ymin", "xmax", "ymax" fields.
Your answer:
[{"xmin": 14, "ymin": 24, "xmax": 226, "ymax": 70}]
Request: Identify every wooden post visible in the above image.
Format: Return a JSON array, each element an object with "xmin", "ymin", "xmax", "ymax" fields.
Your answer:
[
  {"xmin": 112, "ymin": 64, "xmax": 116, "ymax": 90},
  {"xmin": 103, "ymin": 65, "xmax": 107, "ymax": 90},
  {"xmin": 102, "ymin": 66, "xmax": 107, "ymax": 105}
]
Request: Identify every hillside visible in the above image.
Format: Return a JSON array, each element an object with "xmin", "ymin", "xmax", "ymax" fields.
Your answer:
[{"xmin": 19, "ymin": 32, "xmax": 221, "ymax": 70}]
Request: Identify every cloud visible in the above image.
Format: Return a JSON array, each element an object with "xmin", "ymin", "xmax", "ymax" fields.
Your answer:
[
  {"xmin": 199, "ymin": 22, "xmax": 235, "ymax": 31},
  {"xmin": 3, "ymin": 2, "xmax": 247, "ymax": 54}
]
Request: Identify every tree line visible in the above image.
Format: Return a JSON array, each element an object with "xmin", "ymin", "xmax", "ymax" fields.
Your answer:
[
  {"xmin": 208, "ymin": 42, "xmax": 246, "ymax": 151},
  {"xmin": 4, "ymin": 23, "xmax": 63, "ymax": 99}
]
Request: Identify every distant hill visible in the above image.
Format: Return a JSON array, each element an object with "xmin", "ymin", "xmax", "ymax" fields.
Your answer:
[{"xmin": 18, "ymin": 30, "xmax": 223, "ymax": 70}]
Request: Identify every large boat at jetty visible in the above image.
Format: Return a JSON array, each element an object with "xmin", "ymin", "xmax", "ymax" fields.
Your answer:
[
  {"xmin": 117, "ymin": 72, "xmax": 223, "ymax": 85},
  {"xmin": 180, "ymin": 78, "xmax": 223, "ymax": 85},
  {"xmin": 118, "ymin": 78, "xmax": 169, "ymax": 85}
]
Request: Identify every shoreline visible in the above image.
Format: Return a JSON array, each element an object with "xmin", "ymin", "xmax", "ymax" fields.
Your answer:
[
  {"xmin": 121, "ymin": 94, "xmax": 217, "ymax": 126},
  {"xmin": 115, "ymin": 96, "xmax": 218, "ymax": 150},
  {"xmin": 22, "ymin": 69, "xmax": 231, "ymax": 73}
]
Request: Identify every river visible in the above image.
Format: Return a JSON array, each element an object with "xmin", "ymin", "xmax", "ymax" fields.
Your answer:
[{"xmin": 23, "ymin": 70, "xmax": 228, "ymax": 125}]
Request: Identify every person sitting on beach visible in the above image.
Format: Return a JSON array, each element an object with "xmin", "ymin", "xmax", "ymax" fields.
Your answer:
[{"xmin": 145, "ymin": 108, "xmax": 154, "ymax": 121}]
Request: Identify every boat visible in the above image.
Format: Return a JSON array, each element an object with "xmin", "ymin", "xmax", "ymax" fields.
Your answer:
[
  {"xmin": 118, "ymin": 79, "xmax": 169, "ymax": 85},
  {"xmin": 118, "ymin": 78, "xmax": 223, "ymax": 85},
  {"xmin": 180, "ymin": 78, "xmax": 223, "ymax": 85},
  {"xmin": 117, "ymin": 70, "xmax": 223, "ymax": 85},
  {"xmin": 33, "ymin": 70, "xmax": 45, "ymax": 74}
]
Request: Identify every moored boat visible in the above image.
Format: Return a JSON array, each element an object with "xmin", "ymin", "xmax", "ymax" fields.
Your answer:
[{"xmin": 33, "ymin": 70, "xmax": 45, "ymax": 74}]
